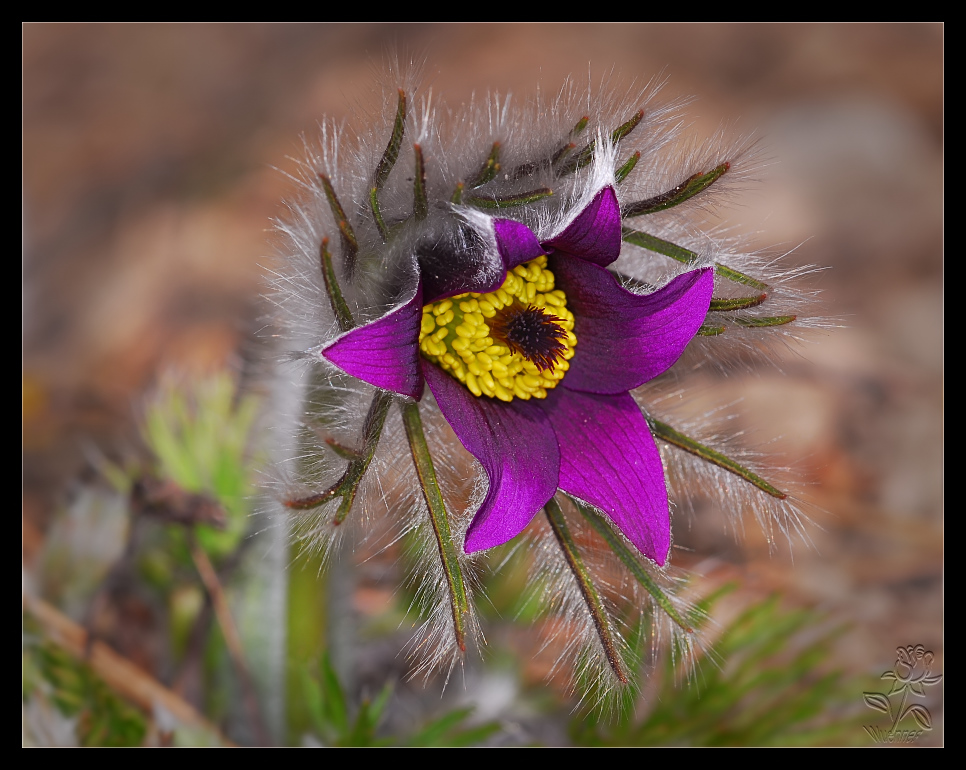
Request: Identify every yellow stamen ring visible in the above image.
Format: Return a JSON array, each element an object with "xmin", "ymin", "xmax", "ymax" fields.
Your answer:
[{"xmin": 419, "ymin": 255, "xmax": 577, "ymax": 401}]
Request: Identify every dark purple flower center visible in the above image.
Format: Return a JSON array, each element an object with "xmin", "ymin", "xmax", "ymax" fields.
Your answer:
[{"xmin": 489, "ymin": 303, "xmax": 568, "ymax": 373}]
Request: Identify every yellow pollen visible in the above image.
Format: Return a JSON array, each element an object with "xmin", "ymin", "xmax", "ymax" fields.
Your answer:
[{"xmin": 419, "ymin": 255, "xmax": 577, "ymax": 400}]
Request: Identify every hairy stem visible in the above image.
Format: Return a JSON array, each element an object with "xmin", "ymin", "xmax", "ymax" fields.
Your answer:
[
  {"xmin": 621, "ymin": 227, "xmax": 769, "ymax": 291},
  {"xmin": 468, "ymin": 141, "xmax": 501, "ymax": 189},
  {"xmin": 320, "ymin": 238, "xmax": 354, "ymax": 333},
  {"xmin": 319, "ymin": 174, "xmax": 358, "ymax": 277},
  {"xmin": 622, "ymin": 162, "xmax": 730, "ymax": 217},
  {"xmin": 544, "ymin": 496, "xmax": 627, "ymax": 684},
  {"xmin": 648, "ymin": 418, "xmax": 787, "ymax": 499},
  {"xmin": 572, "ymin": 499, "xmax": 693, "ymax": 633},
  {"xmin": 466, "ymin": 187, "xmax": 553, "ymax": 209},
  {"xmin": 400, "ymin": 401, "xmax": 469, "ymax": 652},
  {"xmin": 615, "ymin": 151, "xmax": 641, "ymax": 184},
  {"xmin": 284, "ymin": 390, "xmax": 392, "ymax": 515},
  {"xmin": 370, "ymin": 89, "xmax": 407, "ymax": 240},
  {"xmin": 413, "ymin": 144, "xmax": 428, "ymax": 222}
]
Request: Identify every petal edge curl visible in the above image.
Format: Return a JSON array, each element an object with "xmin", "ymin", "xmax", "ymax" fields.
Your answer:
[
  {"xmin": 494, "ymin": 219, "xmax": 546, "ymax": 271},
  {"xmin": 543, "ymin": 186, "xmax": 622, "ymax": 267}
]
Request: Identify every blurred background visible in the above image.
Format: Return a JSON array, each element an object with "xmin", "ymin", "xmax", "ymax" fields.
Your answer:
[{"xmin": 23, "ymin": 23, "xmax": 942, "ymax": 746}]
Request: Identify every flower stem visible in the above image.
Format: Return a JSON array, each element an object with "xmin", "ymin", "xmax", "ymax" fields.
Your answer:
[
  {"xmin": 400, "ymin": 401, "xmax": 469, "ymax": 652},
  {"xmin": 571, "ymin": 498, "xmax": 693, "ymax": 633},
  {"xmin": 284, "ymin": 391, "xmax": 392, "ymax": 515},
  {"xmin": 544, "ymin": 496, "xmax": 628, "ymax": 684},
  {"xmin": 319, "ymin": 238, "xmax": 354, "ymax": 333},
  {"xmin": 622, "ymin": 163, "xmax": 730, "ymax": 217},
  {"xmin": 648, "ymin": 417, "xmax": 788, "ymax": 500},
  {"xmin": 621, "ymin": 227, "xmax": 769, "ymax": 291}
]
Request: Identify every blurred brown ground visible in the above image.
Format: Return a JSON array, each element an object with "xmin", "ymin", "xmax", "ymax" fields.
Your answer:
[{"xmin": 23, "ymin": 23, "xmax": 943, "ymax": 742}]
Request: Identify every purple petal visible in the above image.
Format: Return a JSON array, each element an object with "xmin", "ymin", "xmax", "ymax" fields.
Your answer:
[
  {"xmin": 320, "ymin": 287, "xmax": 424, "ymax": 399},
  {"xmin": 543, "ymin": 187, "xmax": 621, "ymax": 266},
  {"xmin": 554, "ymin": 255, "xmax": 713, "ymax": 394},
  {"xmin": 494, "ymin": 219, "xmax": 546, "ymax": 271},
  {"xmin": 539, "ymin": 389, "xmax": 670, "ymax": 565},
  {"xmin": 422, "ymin": 359, "xmax": 560, "ymax": 553}
]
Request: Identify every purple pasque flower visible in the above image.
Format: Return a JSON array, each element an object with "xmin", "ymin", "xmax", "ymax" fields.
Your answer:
[{"xmin": 320, "ymin": 184, "xmax": 713, "ymax": 566}]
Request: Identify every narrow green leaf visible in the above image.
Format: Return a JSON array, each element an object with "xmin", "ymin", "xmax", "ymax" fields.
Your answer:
[
  {"xmin": 332, "ymin": 390, "xmax": 391, "ymax": 524},
  {"xmin": 319, "ymin": 238, "xmax": 354, "ymax": 333},
  {"xmin": 648, "ymin": 418, "xmax": 787, "ymax": 499},
  {"xmin": 373, "ymin": 89, "xmax": 406, "ymax": 191},
  {"xmin": 368, "ymin": 682, "xmax": 394, "ymax": 726},
  {"xmin": 369, "ymin": 90, "xmax": 407, "ymax": 240},
  {"xmin": 734, "ymin": 315, "xmax": 797, "ymax": 328},
  {"xmin": 440, "ymin": 721, "xmax": 502, "ymax": 747},
  {"xmin": 468, "ymin": 142, "xmax": 501, "ymax": 189},
  {"xmin": 323, "ymin": 436, "xmax": 363, "ymax": 462},
  {"xmin": 615, "ymin": 151, "xmax": 641, "ymax": 184},
  {"xmin": 319, "ymin": 174, "xmax": 359, "ymax": 276},
  {"xmin": 301, "ymin": 670, "xmax": 329, "ymax": 739},
  {"xmin": 466, "ymin": 187, "xmax": 552, "ymax": 209},
  {"xmin": 319, "ymin": 652, "xmax": 349, "ymax": 735},
  {"xmin": 369, "ymin": 188, "xmax": 387, "ymax": 242},
  {"xmin": 572, "ymin": 498, "xmax": 693, "ymax": 632},
  {"xmin": 621, "ymin": 227, "xmax": 769, "ymax": 290},
  {"xmin": 549, "ymin": 141, "xmax": 576, "ymax": 170},
  {"xmin": 710, "ymin": 294, "xmax": 768, "ymax": 312},
  {"xmin": 544, "ymin": 496, "xmax": 628, "ymax": 684},
  {"xmin": 401, "ymin": 401, "xmax": 469, "ymax": 652},
  {"xmin": 562, "ymin": 110, "xmax": 644, "ymax": 175},
  {"xmin": 406, "ymin": 707, "xmax": 474, "ymax": 747},
  {"xmin": 413, "ymin": 144, "xmax": 428, "ymax": 221},
  {"xmin": 621, "ymin": 226, "xmax": 696, "ymax": 264},
  {"xmin": 450, "ymin": 182, "xmax": 464, "ymax": 205},
  {"xmin": 713, "ymin": 263, "xmax": 770, "ymax": 290},
  {"xmin": 697, "ymin": 323, "xmax": 726, "ymax": 336},
  {"xmin": 610, "ymin": 109, "xmax": 645, "ymax": 144},
  {"xmin": 284, "ymin": 391, "xmax": 392, "ymax": 516},
  {"xmin": 623, "ymin": 162, "xmax": 730, "ymax": 217}
]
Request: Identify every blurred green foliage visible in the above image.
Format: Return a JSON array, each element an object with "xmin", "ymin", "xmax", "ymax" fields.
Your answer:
[
  {"xmin": 25, "ymin": 373, "xmax": 877, "ymax": 746},
  {"xmin": 23, "ymin": 624, "xmax": 148, "ymax": 747},
  {"xmin": 143, "ymin": 373, "xmax": 260, "ymax": 560},
  {"xmin": 571, "ymin": 589, "xmax": 870, "ymax": 746},
  {"xmin": 299, "ymin": 652, "xmax": 500, "ymax": 747}
]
